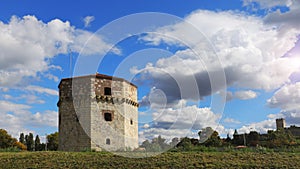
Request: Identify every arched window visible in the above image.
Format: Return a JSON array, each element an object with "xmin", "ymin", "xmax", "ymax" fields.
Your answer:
[{"xmin": 106, "ymin": 138, "xmax": 110, "ymax": 145}]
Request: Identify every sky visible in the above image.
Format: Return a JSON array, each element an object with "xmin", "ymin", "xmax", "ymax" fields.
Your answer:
[{"xmin": 0, "ymin": 0, "xmax": 300, "ymax": 143}]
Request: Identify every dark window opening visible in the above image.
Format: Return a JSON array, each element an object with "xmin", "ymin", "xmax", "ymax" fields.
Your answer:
[
  {"xmin": 130, "ymin": 119, "xmax": 133, "ymax": 125},
  {"xmin": 104, "ymin": 112, "xmax": 112, "ymax": 121},
  {"xmin": 104, "ymin": 87, "xmax": 111, "ymax": 95},
  {"xmin": 106, "ymin": 138, "xmax": 110, "ymax": 145}
]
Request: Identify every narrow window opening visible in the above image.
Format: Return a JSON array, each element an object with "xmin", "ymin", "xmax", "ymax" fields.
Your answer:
[
  {"xmin": 106, "ymin": 138, "xmax": 110, "ymax": 145},
  {"xmin": 104, "ymin": 112, "xmax": 112, "ymax": 121},
  {"xmin": 130, "ymin": 119, "xmax": 133, "ymax": 125},
  {"xmin": 104, "ymin": 87, "xmax": 111, "ymax": 95}
]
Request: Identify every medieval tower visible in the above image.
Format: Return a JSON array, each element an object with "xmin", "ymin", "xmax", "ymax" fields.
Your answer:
[
  {"xmin": 57, "ymin": 73, "xmax": 139, "ymax": 151},
  {"xmin": 276, "ymin": 118, "xmax": 286, "ymax": 130}
]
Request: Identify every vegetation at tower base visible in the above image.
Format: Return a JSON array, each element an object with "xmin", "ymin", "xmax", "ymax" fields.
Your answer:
[
  {"xmin": 46, "ymin": 132, "xmax": 59, "ymax": 151},
  {"xmin": 0, "ymin": 129, "xmax": 18, "ymax": 149},
  {"xmin": 1, "ymin": 129, "xmax": 300, "ymax": 168},
  {"xmin": 25, "ymin": 133, "xmax": 34, "ymax": 151},
  {"xmin": 0, "ymin": 129, "xmax": 59, "ymax": 152},
  {"xmin": 139, "ymin": 126, "xmax": 300, "ymax": 153}
]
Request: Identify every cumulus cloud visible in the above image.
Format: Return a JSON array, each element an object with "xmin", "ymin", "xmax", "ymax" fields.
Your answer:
[
  {"xmin": 234, "ymin": 90, "xmax": 258, "ymax": 100},
  {"xmin": 267, "ymin": 82, "xmax": 300, "ymax": 125},
  {"xmin": 238, "ymin": 119, "xmax": 276, "ymax": 134},
  {"xmin": 135, "ymin": 9, "xmax": 300, "ymax": 139},
  {"xmin": 21, "ymin": 94, "xmax": 45, "ymax": 104},
  {"xmin": 0, "ymin": 100, "xmax": 57, "ymax": 138},
  {"xmin": 243, "ymin": 0, "xmax": 293, "ymax": 9},
  {"xmin": 237, "ymin": 82, "xmax": 300, "ymax": 133},
  {"xmin": 135, "ymin": 10, "xmax": 300, "ymax": 105},
  {"xmin": 83, "ymin": 16, "xmax": 95, "ymax": 28},
  {"xmin": 267, "ymin": 82, "xmax": 300, "ymax": 111},
  {"xmin": 244, "ymin": 0, "xmax": 300, "ymax": 34},
  {"xmin": 142, "ymin": 123, "xmax": 150, "ymax": 129},
  {"xmin": 221, "ymin": 90, "xmax": 258, "ymax": 101},
  {"xmin": 0, "ymin": 15, "xmax": 120, "ymax": 87},
  {"xmin": 44, "ymin": 73, "xmax": 59, "ymax": 82},
  {"xmin": 139, "ymin": 100, "xmax": 222, "ymax": 141},
  {"xmin": 223, "ymin": 118, "xmax": 241, "ymax": 124},
  {"xmin": 25, "ymin": 85, "xmax": 58, "ymax": 96}
]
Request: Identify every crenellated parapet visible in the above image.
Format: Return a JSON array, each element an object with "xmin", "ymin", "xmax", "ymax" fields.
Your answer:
[{"xmin": 95, "ymin": 95, "xmax": 139, "ymax": 107}]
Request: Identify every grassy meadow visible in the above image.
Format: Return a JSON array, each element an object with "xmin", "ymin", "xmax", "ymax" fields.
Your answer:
[{"xmin": 1, "ymin": 151, "xmax": 300, "ymax": 168}]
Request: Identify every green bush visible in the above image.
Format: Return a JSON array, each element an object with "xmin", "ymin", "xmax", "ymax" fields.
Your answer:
[{"xmin": 0, "ymin": 147, "xmax": 21, "ymax": 152}]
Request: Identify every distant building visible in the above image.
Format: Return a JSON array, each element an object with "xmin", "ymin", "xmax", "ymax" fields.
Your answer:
[
  {"xmin": 276, "ymin": 118, "xmax": 286, "ymax": 130},
  {"xmin": 57, "ymin": 73, "xmax": 139, "ymax": 151},
  {"xmin": 285, "ymin": 125, "xmax": 300, "ymax": 138},
  {"xmin": 276, "ymin": 118, "xmax": 300, "ymax": 138},
  {"xmin": 232, "ymin": 118, "xmax": 300, "ymax": 147}
]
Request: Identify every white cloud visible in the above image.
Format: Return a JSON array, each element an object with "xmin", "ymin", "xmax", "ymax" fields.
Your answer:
[
  {"xmin": 244, "ymin": 0, "xmax": 300, "ymax": 34},
  {"xmin": 234, "ymin": 90, "xmax": 258, "ymax": 100},
  {"xmin": 25, "ymin": 85, "xmax": 58, "ymax": 96},
  {"xmin": 3, "ymin": 94, "xmax": 12, "ymax": 100},
  {"xmin": 142, "ymin": 123, "xmax": 150, "ymax": 129},
  {"xmin": 223, "ymin": 118, "xmax": 241, "ymax": 124},
  {"xmin": 135, "ymin": 9, "xmax": 300, "ymax": 139},
  {"xmin": 136, "ymin": 10, "xmax": 300, "ymax": 104},
  {"xmin": 1, "ymin": 87, "xmax": 9, "ymax": 92},
  {"xmin": 238, "ymin": 119, "xmax": 276, "ymax": 134},
  {"xmin": 139, "ymin": 100, "xmax": 222, "ymax": 141},
  {"xmin": 0, "ymin": 15, "xmax": 120, "ymax": 87},
  {"xmin": 21, "ymin": 94, "xmax": 45, "ymax": 104},
  {"xmin": 83, "ymin": 16, "xmax": 95, "ymax": 28},
  {"xmin": 1, "ymin": 93, "xmax": 45, "ymax": 104},
  {"xmin": 0, "ymin": 100, "xmax": 57, "ymax": 138},
  {"xmin": 267, "ymin": 82, "xmax": 300, "ymax": 111},
  {"xmin": 44, "ymin": 73, "xmax": 59, "ymax": 82},
  {"xmin": 243, "ymin": 0, "xmax": 293, "ymax": 9},
  {"xmin": 267, "ymin": 82, "xmax": 300, "ymax": 125}
]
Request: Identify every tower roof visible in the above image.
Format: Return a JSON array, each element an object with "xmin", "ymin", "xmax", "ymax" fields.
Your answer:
[{"xmin": 58, "ymin": 73, "xmax": 137, "ymax": 88}]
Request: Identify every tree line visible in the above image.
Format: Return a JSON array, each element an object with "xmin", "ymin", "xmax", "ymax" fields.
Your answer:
[
  {"xmin": 1, "ymin": 127, "xmax": 299, "ymax": 152},
  {"xmin": 140, "ymin": 127, "xmax": 300, "ymax": 152},
  {"xmin": 0, "ymin": 129, "xmax": 58, "ymax": 151}
]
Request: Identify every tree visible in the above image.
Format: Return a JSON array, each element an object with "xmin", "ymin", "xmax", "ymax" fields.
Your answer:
[
  {"xmin": 223, "ymin": 133, "xmax": 232, "ymax": 146},
  {"xmin": 176, "ymin": 137, "xmax": 193, "ymax": 151},
  {"xmin": 203, "ymin": 131, "xmax": 222, "ymax": 147},
  {"xmin": 248, "ymin": 131, "xmax": 259, "ymax": 147},
  {"xmin": 170, "ymin": 137, "xmax": 179, "ymax": 147},
  {"xmin": 0, "ymin": 129, "xmax": 17, "ymax": 148},
  {"xmin": 232, "ymin": 129, "xmax": 244, "ymax": 146},
  {"xmin": 47, "ymin": 132, "xmax": 59, "ymax": 151},
  {"xmin": 26, "ymin": 133, "xmax": 34, "ymax": 151},
  {"xmin": 35, "ymin": 135, "xmax": 41, "ymax": 151},
  {"xmin": 19, "ymin": 133, "xmax": 25, "ymax": 145},
  {"xmin": 14, "ymin": 141, "xmax": 27, "ymax": 150},
  {"xmin": 25, "ymin": 134, "xmax": 28, "ymax": 146},
  {"xmin": 268, "ymin": 129, "xmax": 295, "ymax": 148},
  {"xmin": 198, "ymin": 127, "xmax": 214, "ymax": 143},
  {"xmin": 141, "ymin": 140, "xmax": 151, "ymax": 151},
  {"xmin": 152, "ymin": 135, "xmax": 169, "ymax": 151}
]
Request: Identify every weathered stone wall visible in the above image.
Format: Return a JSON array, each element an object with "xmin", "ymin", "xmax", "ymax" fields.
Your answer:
[
  {"xmin": 58, "ymin": 74, "xmax": 139, "ymax": 151},
  {"xmin": 58, "ymin": 77, "xmax": 92, "ymax": 151},
  {"xmin": 123, "ymin": 82, "xmax": 138, "ymax": 150}
]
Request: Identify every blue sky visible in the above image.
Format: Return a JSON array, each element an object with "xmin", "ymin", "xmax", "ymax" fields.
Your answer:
[{"xmin": 0, "ymin": 0, "xmax": 300, "ymax": 142}]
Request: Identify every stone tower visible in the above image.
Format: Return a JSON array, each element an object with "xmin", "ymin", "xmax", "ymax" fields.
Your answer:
[
  {"xmin": 276, "ymin": 118, "xmax": 286, "ymax": 130},
  {"xmin": 58, "ymin": 73, "xmax": 139, "ymax": 151}
]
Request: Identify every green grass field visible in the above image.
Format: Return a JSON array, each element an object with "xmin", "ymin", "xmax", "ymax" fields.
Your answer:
[{"xmin": 1, "ymin": 151, "xmax": 300, "ymax": 168}]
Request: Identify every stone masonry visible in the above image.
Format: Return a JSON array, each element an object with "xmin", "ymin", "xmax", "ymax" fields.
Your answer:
[{"xmin": 58, "ymin": 73, "xmax": 139, "ymax": 151}]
